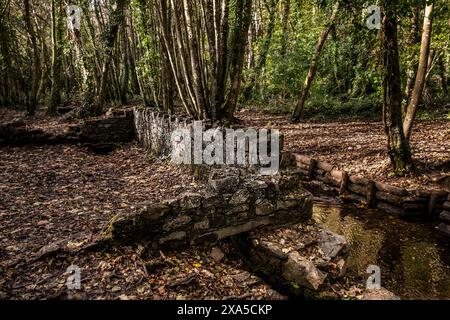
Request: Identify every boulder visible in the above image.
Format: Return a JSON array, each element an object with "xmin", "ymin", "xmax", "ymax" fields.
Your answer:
[
  {"xmin": 318, "ymin": 229, "xmax": 348, "ymax": 261},
  {"xmin": 282, "ymin": 252, "xmax": 327, "ymax": 290},
  {"xmin": 362, "ymin": 287, "xmax": 401, "ymax": 300}
]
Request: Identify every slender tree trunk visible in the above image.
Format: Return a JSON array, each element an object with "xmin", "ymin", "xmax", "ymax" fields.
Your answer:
[
  {"xmin": 120, "ymin": 23, "xmax": 129, "ymax": 105},
  {"xmin": 23, "ymin": 0, "xmax": 40, "ymax": 116},
  {"xmin": 438, "ymin": 53, "xmax": 448, "ymax": 97},
  {"xmin": 403, "ymin": 6, "xmax": 420, "ymax": 105},
  {"xmin": 280, "ymin": 0, "xmax": 290, "ymax": 58},
  {"xmin": 280, "ymin": 0, "xmax": 290, "ymax": 98},
  {"xmin": 381, "ymin": 4, "xmax": 413, "ymax": 175},
  {"xmin": 49, "ymin": 0, "xmax": 63, "ymax": 115},
  {"xmin": 222, "ymin": 0, "xmax": 253, "ymax": 119},
  {"xmin": 403, "ymin": 3, "xmax": 434, "ymax": 141},
  {"xmin": 245, "ymin": 0, "xmax": 278, "ymax": 99},
  {"xmin": 291, "ymin": 2, "xmax": 339, "ymax": 122},
  {"xmin": 0, "ymin": 8, "xmax": 11, "ymax": 106},
  {"xmin": 183, "ymin": 0, "xmax": 207, "ymax": 119},
  {"xmin": 94, "ymin": 0, "xmax": 127, "ymax": 115}
]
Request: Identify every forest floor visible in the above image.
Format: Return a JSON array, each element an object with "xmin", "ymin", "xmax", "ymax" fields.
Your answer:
[
  {"xmin": 1, "ymin": 107, "xmax": 448, "ymax": 300},
  {"xmin": 0, "ymin": 143, "xmax": 285, "ymax": 300},
  {"xmin": 238, "ymin": 110, "xmax": 450, "ymax": 191}
]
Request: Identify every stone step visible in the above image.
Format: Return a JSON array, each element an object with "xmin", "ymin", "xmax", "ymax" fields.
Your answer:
[
  {"xmin": 437, "ymin": 223, "xmax": 450, "ymax": 237},
  {"xmin": 439, "ymin": 211, "xmax": 450, "ymax": 223}
]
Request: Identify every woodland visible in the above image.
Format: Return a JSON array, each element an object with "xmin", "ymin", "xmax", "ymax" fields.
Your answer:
[{"xmin": 0, "ymin": 0, "xmax": 449, "ymax": 301}]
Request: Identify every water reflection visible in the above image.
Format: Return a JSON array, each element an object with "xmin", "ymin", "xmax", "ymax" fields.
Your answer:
[{"xmin": 313, "ymin": 197, "xmax": 450, "ymax": 300}]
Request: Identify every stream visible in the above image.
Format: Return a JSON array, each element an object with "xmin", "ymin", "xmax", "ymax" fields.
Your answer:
[{"xmin": 313, "ymin": 196, "xmax": 450, "ymax": 300}]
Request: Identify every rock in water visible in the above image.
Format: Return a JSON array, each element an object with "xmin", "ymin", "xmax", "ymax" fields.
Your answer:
[
  {"xmin": 282, "ymin": 252, "xmax": 327, "ymax": 290},
  {"xmin": 318, "ymin": 229, "xmax": 347, "ymax": 261}
]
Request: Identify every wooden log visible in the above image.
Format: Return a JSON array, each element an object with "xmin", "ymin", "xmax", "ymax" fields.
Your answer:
[
  {"xmin": 407, "ymin": 189, "xmax": 431, "ymax": 199},
  {"xmin": 442, "ymin": 202, "xmax": 450, "ymax": 211},
  {"xmin": 296, "ymin": 168, "xmax": 309, "ymax": 176},
  {"xmin": 403, "ymin": 203, "xmax": 427, "ymax": 211},
  {"xmin": 348, "ymin": 182, "xmax": 367, "ymax": 196},
  {"xmin": 293, "ymin": 154, "xmax": 311, "ymax": 165},
  {"xmin": 375, "ymin": 191, "xmax": 404, "ymax": 206},
  {"xmin": 308, "ymin": 159, "xmax": 317, "ymax": 180},
  {"xmin": 437, "ymin": 223, "xmax": 450, "ymax": 237},
  {"xmin": 341, "ymin": 192, "xmax": 366, "ymax": 204},
  {"xmin": 349, "ymin": 175, "xmax": 369, "ymax": 186},
  {"xmin": 316, "ymin": 161, "xmax": 334, "ymax": 172},
  {"xmin": 316, "ymin": 169, "xmax": 327, "ymax": 176},
  {"xmin": 339, "ymin": 171, "xmax": 349, "ymax": 195},
  {"xmin": 331, "ymin": 169, "xmax": 343, "ymax": 182},
  {"xmin": 374, "ymin": 181, "xmax": 408, "ymax": 196},
  {"xmin": 430, "ymin": 190, "xmax": 448, "ymax": 198},
  {"xmin": 314, "ymin": 172, "xmax": 340, "ymax": 188},
  {"xmin": 367, "ymin": 180, "xmax": 376, "ymax": 208},
  {"xmin": 376, "ymin": 202, "xmax": 405, "ymax": 216},
  {"xmin": 439, "ymin": 211, "xmax": 450, "ymax": 223},
  {"xmin": 402, "ymin": 196, "xmax": 428, "ymax": 203},
  {"xmin": 323, "ymin": 175, "xmax": 341, "ymax": 187},
  {"xmin": 296, "ymin": 163, "xmax": 309, "ymax": 171},
  {"xmin": 427, "ymin": 192, "xmax": 440, "ymax": 219}
]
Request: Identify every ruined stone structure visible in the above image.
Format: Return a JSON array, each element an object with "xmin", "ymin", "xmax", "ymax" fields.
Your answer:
[
  {"xmin": 103, "ymin": 169, "xmax": 313, "ymax": 248},
  {"xmin": 0, "ymin": 109, "xmax": 134, "ymax": 146}
]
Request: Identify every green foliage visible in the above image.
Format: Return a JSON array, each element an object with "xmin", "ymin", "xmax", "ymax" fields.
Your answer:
[{"xmin": 242, "ymin": 0, "xmax": 449, "ymax": 120}]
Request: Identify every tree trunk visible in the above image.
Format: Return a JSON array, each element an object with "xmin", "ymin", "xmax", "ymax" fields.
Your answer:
[
  {"xmin": 403, "ymin": 6, "xmax": 420, "ymax": 105},
  {"xmin": 244, "ymin": 0, "xmax": 278, "ymax": 99},
  {"xmin": 291, "ymin": 2, "xmax": 339, "ymax": 122},
  {"xmin": 222, "ymin": 0, "xmax": 253, "ymax": 119},
  {"xmin": 403, "ymin": 3, "xmax": 434, "ymax": 141},
  {"xmin": 23, "ymin": 0, "xmax": 41, "ymax": 116},
  {"xmin": 48, "ymin": 0, "xmax": 63, "ymax": 115},
  {"xmin": 381, "ymin": 4, "xmax": 413, "ymax": 175},
  {"xmin": 93, "ymin": 0, "xmax": 127, "ymax": 116}
]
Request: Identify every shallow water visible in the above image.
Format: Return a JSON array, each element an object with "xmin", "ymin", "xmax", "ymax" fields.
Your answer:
[{"xmin": 313, "ymin": 196, "xmax": 450, "ymax": 300}]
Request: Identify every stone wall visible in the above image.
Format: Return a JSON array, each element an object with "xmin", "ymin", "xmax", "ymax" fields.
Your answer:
[
  {"xmin": 134, "ymin": 107, "xmax": 191, "ymax": 157},
  {"xmin": 133, "ymin": 107, "xmax": 283, "ymax": 178},
  {"xmin": 0, "ymin": 120, "xmax": 62, "ymax": 145},
  {"xmin": 67, "ymin": 109, "xmax": 135, "ymax": 144},
  {"xmin": 103, "ymin": 169, "xmax": 313, "ymax": 248},
  {"xmin": 0, "ymin": 109, "xmax": 135, "ymax": 146}
]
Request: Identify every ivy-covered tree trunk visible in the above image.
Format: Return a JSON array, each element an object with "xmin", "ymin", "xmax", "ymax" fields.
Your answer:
[
  {"xmin": 48, "ymin": 0, "xmax": 63, "ymax": 115},
  {"xmin": 23, "ymin": 0, "xmax": 41, "ymax": 116},
  {"xmin": 222, "ymin": 0, "xmax": 253, "ymax": 120},
  {"xmin": 93, "ymin": 0, "xmax": 128, "ymax": 116},
  {"xmin": 381, "ymin": 4, "xmax": 413, "ymax": 175}
]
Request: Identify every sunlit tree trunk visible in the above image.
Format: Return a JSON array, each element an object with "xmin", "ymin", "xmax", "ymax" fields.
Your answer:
[
  {"xmin": 403, "ymin": 3, "xmax": 434, "ymax": 141},
  {"xmin": 403, "ymin": 6, "xmax": 420, "ymax": 106}
]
